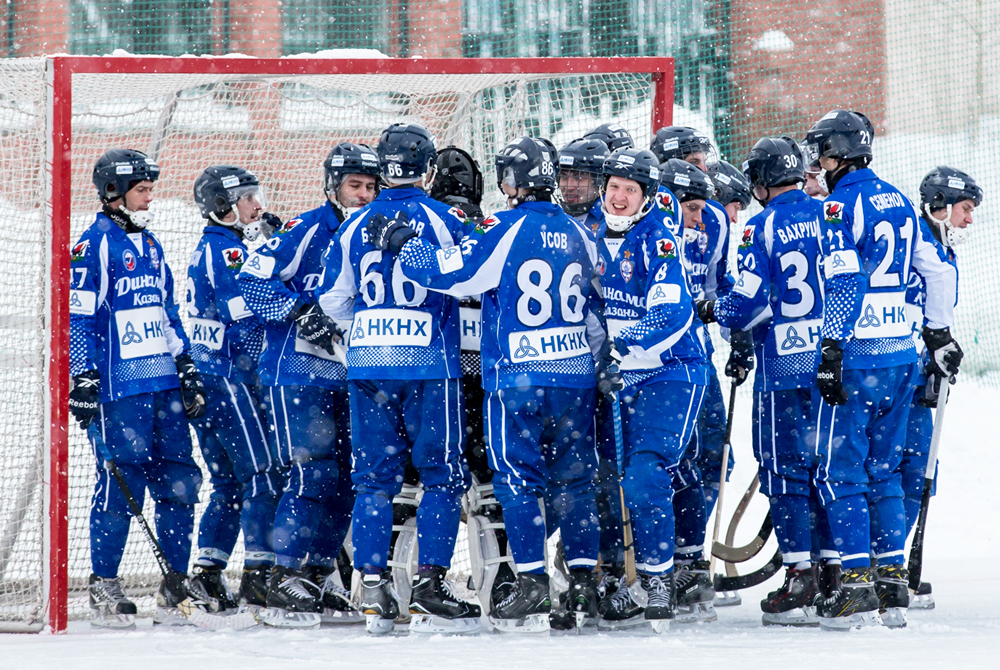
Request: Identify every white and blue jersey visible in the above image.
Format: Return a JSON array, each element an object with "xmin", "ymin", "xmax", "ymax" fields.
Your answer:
[
  {"xmin": 317, "ymin": 187, "xmax": 465, "ymax": 381},
  {"xmin": 904, "ymin": 216, "xmax": 959, "ymax": 366},
  {"xmin": 70, "ymin": 212, "xmax": 188, "ymax": 402},
  {"xmin": 392, "ymin": 200, "xmax": 603, "ymax": 391},
  {"xmin": 653, "ymin": 185, "xmax": 682, "ymax": 232},
  {"xmin": 714, "ymin": 190, "xmax": 825, "ymax": 392},
  {"xmin": 186, "ymin": 225, "xmax": 264, "ymax": 386},
  {"xmin": 819, "ymin": 168, "xmax": 958, "ymax": 369},
  {"xmin": 237, "ymin": 201, "xmax": 347, "ymax": 389}
]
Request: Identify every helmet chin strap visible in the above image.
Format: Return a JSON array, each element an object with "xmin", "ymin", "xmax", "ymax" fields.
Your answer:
[
  {"xmin": 602, "ymin": 195, "xmax": 652, "ymax": 233},
  {"xmin": 925, "ymin": 203, "xmax": 967, "ymax": 247},
  {"xmin": 121, "ymin": 207, "xmax": 153, "ymax": 229}
]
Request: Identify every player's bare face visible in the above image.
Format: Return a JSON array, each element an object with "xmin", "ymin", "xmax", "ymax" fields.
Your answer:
[
  {"xmin": 558, "ymin": 170, "xmax": 598, "ymax": 205},
  {"xmin": 123, "ymin": 181, "xmax": 155, "ymax": 211},
  {"xmin": 337, "ymin": 174, "xmax": 377, "ymax": 209},
  {"xmin": 945, "ymin": 199, "xmax": 976, "ymax": 229},
  {"xmin": 682, "ymin": 199, "xmax": 706, "ymax": 228},
  {"xmin": 604, "ymin": 176, "xmax": 643, "ymax": 217},
  {"xmin": 804, "ymin": 171, "xmax": 827, "ymax": 197},
  {"xmin": 236, "ymin": 193, "xmax": 263, "ymax": 225},
  {"xmin": 724, "ymin": 201, "xmax": 742, "ymax": 226},
  {"xmin": 684, "ymin": 153, "xmax": 708, "ymax": 172}
]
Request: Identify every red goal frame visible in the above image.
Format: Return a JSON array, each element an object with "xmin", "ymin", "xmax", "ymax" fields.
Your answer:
[{"xmin": 44, "ymin": 55, "xmax": 674, "ymax": 633}]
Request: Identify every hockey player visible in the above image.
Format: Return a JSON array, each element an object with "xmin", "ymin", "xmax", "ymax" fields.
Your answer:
[
  {"xmin": 70, "ymin": 149, "xmax": 210, "ymax": 627},
  {"xmin": 803, "ymin": 110, "xmax": 961, "ymax": 629},
  {"xmin": 365, "ymin": 135, "xmax": 604, "ymax": 634},
  {"xmin": 709, "ymin": 160, "xmax": 753, "ymax": 227},
  {"xmin": 583, "ymin": 122, "xmax": 634, "ymax": 152},
  {"xmin": 592, "ymin": 148, "xmax": 708, "ymax": 633},
  {"xmin": 317, "ymin": 123, "xmax": 480, "ymax": 635},
  {"xmin": 236, "ymin": 142, "xmax": 379, "ymax": 625},
  {"xmin": 186, "ymin": 166, "xmax": 281, "ymax": 611},
  {"xmin": 557, "ymin": 138, "xmax": 609, "ymax": 230},
  {"xmin": 697, "ymin": 137, "xmax": 826, "ymax": 626},
  {"xmin": 901, "ymin": 166, "xmax": 982, "ymax": 610}
]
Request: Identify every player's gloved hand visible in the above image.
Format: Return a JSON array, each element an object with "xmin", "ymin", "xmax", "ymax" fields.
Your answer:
[
  {"xmin": 918, "ymin": 372, "xmax": 955, "ymax": 409},
  {"xmin": 595, "ymin": 339, "xmax": 625, "ymax": 397},
  {"xmin": 69, "ymin": 369, "xmax": 101, "ymax": 430},
  {"xmin": 816, "ymin": 338, "xmax": 848, "ymax": 406},
  {"xmin": 174, "ymin": 353, "xmax": 207, "ymax": 420},
  {"xmin": 366, "ymin": 211, "xmax": 416, "ymax": 254},
  {"xmin": 260, "ymin": 212, "xmax": 282, "ymax": 240},
  {"xmin": 295, "ymin": 302, "xmax": 343, "ymax": 356},
  {"xmin": 695, "ymin": 299, "xmax": 716, "ymax": 325},
  {"xmin": 922, "ymin": 327, "xmax": 963, "ymax": 379},
  {"xmin": 725, "ymin": 329, "xmax": 754, "ymax": 386}
]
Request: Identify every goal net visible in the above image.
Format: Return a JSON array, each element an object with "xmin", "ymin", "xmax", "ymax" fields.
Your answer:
[{"xmin": 0, "ymin": 55, "xmax": 672, "ymax": 631}]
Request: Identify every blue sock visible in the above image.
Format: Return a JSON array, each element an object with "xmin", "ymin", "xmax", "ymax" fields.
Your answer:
[
  {"xmin": 769, "ymin": 494, "xmax": 812, "ymax": 564},
  {"xmin": 90, "ymin": 508, "xmax": 132, "ymax": 578},
  {"xmin": 552, "ymin": 490, "xmax": 600, "ymax": 569},
  {"xmin": 154, "ymin": 501, "xmax": 195, "ymax": 574},
  {"xmin": 501, "ymin": 497, "xmax": 547, "ymax": 573},
  {"xmin": 810, "ymin": 495, "xmax": 839, "ymax": 563},
  {"xmin": 631, "ymin": 504, "xmax": 674, "ymax": 572},
  {"xmin": 673, "ymin": 482, "xmax": 707, "ymax": 561},
  {"xmin": 823, "ymin": 494, "xmax": 870, "ymax": 569},
  {"xmin": 272, "ymin": 493, "xmax": 324, "ymax": 569},
  {"xmin": 869, "ymin": 496, "xmax": 906, "ymax": 565},
  {"xmin": 903, "ymin": 496, "xmax": 922, "ymax": 540},
  {"xmin": 241, "ymin": 494, "xmax": 279, "ymax": 567},
  {"xmin": 416, "ymin": 490, "xmax": 463, "ymax": 568},
  {"xmin": 196, "ymin": 488, "xmax": 241, "ymax": 568},
  {"xmin": 351, "ymin": 492, "xmax": 393, "ymax": 572}
]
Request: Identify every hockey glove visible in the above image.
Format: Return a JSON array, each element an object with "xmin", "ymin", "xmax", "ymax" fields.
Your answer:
[
  {"xmin": 922, "ymin": 327, "xmax": 963, "ymax": 379},
  {"xmin": 260, "ymin": 212, "xmax": 282, "ymax": 240},
  {"xmin": 367, "ymin": 211, "xmax": 417, "ymax": 254},
  {"xmin": 695, "ymin": 299, "xmax": 716, "ymax": 325},
  {"xmin": 816, "ymin": 338, "xmax": 848, "ymax": 406},
  {"xmin": 295, "ymin": 303, "xmax": 343, "ymax": 356},
  {"xmin": 725, "ymin": 329, "xmax": 754, "ymax": 386},
  {"xmin": 69, "ymin": 369, "xmax": 101, "ymax": 430},
  {"xmin": 595, "ymin": 340, "xmax": 625, "ymax": 397},
  {"xmin": 918, "ymin": 373, "xmax": 955, "ymax": 409},
  {"xmin": 175, "ymin": 353, "xmax": 207, "ymax": 420}
]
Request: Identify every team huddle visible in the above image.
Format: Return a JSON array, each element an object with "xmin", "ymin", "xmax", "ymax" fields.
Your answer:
[{"xmin": 67, "ymin": 109, "xmax": 983, "ymax": 635}]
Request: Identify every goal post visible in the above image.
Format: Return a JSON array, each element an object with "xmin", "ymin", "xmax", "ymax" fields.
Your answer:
[{"xmin": 2, "ymin": 55, "xmax": 673, "ymax": 633}]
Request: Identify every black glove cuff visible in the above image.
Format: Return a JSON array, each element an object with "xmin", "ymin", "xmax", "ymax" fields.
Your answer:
[
  {"xmin": 921, "ymin": 326, "xmax": 952, "ymax": 350},
  {"xmin": 386, "ymin": 225, "xmax": 418, "ymax": 255}
]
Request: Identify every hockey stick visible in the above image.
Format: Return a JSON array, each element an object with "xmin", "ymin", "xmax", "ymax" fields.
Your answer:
[
  {"xmin": 907, "ymin": 379, "xmax": 949, "ymax": 591},
  {"xmin": 709, "ymin": 475, "xmax": 773, "ymax": 566},
  {"xmin": 611, "ymin": 393, "xmax": 637, "ymax": 586},
  {"xmin": 89, "ymin": 425, "xmax": 258, "ymax": 630},
  {"xmin": 713, "ymin": 549, "xmax": 782, "ymax": 592},
  {"xmin": 708, "ymin": 383, "xmax": 738, "ymax": 576}
]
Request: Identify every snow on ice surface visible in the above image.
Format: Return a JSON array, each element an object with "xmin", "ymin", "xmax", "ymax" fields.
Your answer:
[{"xmin": 3, "ymin": 381, "xmax": 998, "ymax": 668}]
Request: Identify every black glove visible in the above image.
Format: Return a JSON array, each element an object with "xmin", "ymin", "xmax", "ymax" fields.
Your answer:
[
  {"xmin": 69, "ymin": 369, "xmax": 101, "ymax": 430},
  {"xmin": 595, "ymin": 339, "xmax": 625, "ymax": 397},
  {"xmin": 295, "ymin": 303, "xmax": 343, "ymax": 356},
  {"xmin": 922, "ymin": 327, "xmax": 963, "ymax": 379},
  {"xmin": 260, "ymin": 212, "xmax": 282, "ymax": 240},
  {"xmin": 175, "ymin": 353, "xmax": 207, "ymax": 419},
  {"xmin": 816, "ymin": 338, "xmax": 848, "ymax": 406},
  {"xmin": 695, "ymin": 299, "xmax": 716, "ymax": 325},
  {"xmin": 366, "ymin": 211, "xmax": 417, "ymax": 254},
  {"xmin": 725, "ymin": 329, "xmax": 754, "ymax": 386}
]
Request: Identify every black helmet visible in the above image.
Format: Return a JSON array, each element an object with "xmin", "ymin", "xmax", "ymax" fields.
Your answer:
[
  {"xmin": 602, "ymin": 148, "xmax": 662, "ymax": 198},
  {"xmin": 495, "ymin": 136, "xmax": 558, "ymax": 192},
  {"xmin": 659, "ymin": 158, "xmax": 715, "ymax": 202},
  {"xmin": 429, "ymin": 147, "xmax": 483, "ymax": 206},
  {"xmin": 583, "ymin": 123, "xmax": 634, "ymax": 152},
  {"xmin": 803, "ymin": 110, "xmax": 874, "ymax": 166},
  {"xmin": 92, "ymin": 148, "xmax": 160, "ymax": 203},
  {"xmin": 323, "ymin": 142, "xmax": 381, "ymax": 196},
  {"xmin": 709, "ymin": 161, "xmax": 752, "ymax": 209},
  {"xmin": 378, "ymin": 123, "xmax": 438, "ymax": 181},
  {"xmin": 920, "ymin": 166, "xmax": 983, "ymax": 211},
  {"xmin": 558, "ymin": 138, "xmax": 609, "ymax": 176},
  {"xmin": 743, "ymin": 137, "xmax": 805, "ymax": 193},
  {"xmin": 193, "ymin": 165, "xmax": 261, "ymax": 221},
  {"xmin": 650, "ymin": 126, "xmax": 716, "ymax": 166}
]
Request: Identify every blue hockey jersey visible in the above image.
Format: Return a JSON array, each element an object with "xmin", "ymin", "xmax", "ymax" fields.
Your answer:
[
  {"xmin": 237, "ymin": 201, "xmax": 347, "ymax": 390},
  {"xmin": 819, "ymin": 169, "xmax": 958, "ymax": 369},
  {"xmin": 69, "ymin": 213, "xmax": 188, "ymax": 402},
  {"xmin": 317, "ymin": 187, "xmax": 464, "ymax": 381},
  {"xmin": 186, "ymin": 225, "xmax": 265, "ymax": 386},
  {"xmin": 390, "ymin": 199, "xmax": 603, "ymax": 391},
  {"xmin": 713, "ymin": 190, "xmax": 825, "ymax": 392}
]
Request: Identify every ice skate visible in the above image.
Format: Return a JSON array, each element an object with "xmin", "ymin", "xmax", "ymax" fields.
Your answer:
[
  {"xmin": 239, "ymin": 565, "xmax": 270, "ymax": 607},
  {"xmin": 89, "ymin": 574, "xmax": 137, "ymax": 629},
  {"xmin": 597, "ymin": 579, "xmax": 644, "ymax": 631},
  {"xmin": 760, "ymin": 567, "xmax": 818, "ymax": 627},
  {"xmin": 154, "ymin": 570, "xmax": 220, "ymax": 626},
  {"xmin": 875, "ymin": 564, "xmax": 909, "ymax": 629},
  {"xmin": 673, "ymin": 559, "xmax": 717, "ymax": 623},
  {"xmin": 640, "ymin": 572, "xmax": 674, "ymax": 634},
  {"xmin": 909, "ymin": 581, "xmax": 935, "ymax": 610},
  {"xmin": 408, "ymin": 565, "xmax": 482, "ymax": 634},
  {"xmin": 566, "ymin": 568, "xmax": 600, "ymax": 629},
  {"xmin": 714, "ymin": 590, "xmax": 742, "ymax": 607},
  {"xmin": 191, "ymin": 564, "xmax": 238, "ymax": 610},
  {"xmin": 489, "ymin": 573, "xmax": 551, "ymax": 634},
  {"xmin": 259, "ymin": 565, "xmax": 322, "ymax": 628},
  {"xmin": 816, "ymin": 567, "xmax": 882, "ymax": 630},
  {"xmin": 304, "ymin": 566, "xmax": 364, "ymax": 625},
  {"xmin": 360, "ymin": 569, "xmax": 400, "ymax": 635}
]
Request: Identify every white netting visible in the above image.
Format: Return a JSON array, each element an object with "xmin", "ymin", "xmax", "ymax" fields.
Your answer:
[{"xmin": 0, "ymin": 58, "xmax": 658, "ymax": 627}]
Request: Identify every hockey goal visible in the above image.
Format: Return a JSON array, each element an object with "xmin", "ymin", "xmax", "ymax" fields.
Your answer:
[{"xmin": 0, "ymin": 54, "xmax": 673, "ymax": 633}]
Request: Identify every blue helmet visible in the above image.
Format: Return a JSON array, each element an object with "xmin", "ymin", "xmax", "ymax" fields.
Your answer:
[
  {"xmin": 650, "ymin": 126, "xmax": 716, "ymax": 166},
  {"xmin": 743, "ymin": 137, "xmax": 805, "ymax": 192},
  {"xmin": 558, "ymin": 138, "xmax": 609, "ymax": 176},
  {"xmin": 709, "ymin": 160, "xmax": 752, "ymax": 209},
  {"xmin": 324, "ymin": 142, "xmax": 381, "ymax": 195},
  {"xmin": 583, "ymin": 123, "xmax": 634, "ymax": 152},
  {"xmin": 602, "ymin": 148, "xmax": 661, "ymax": 197},
  {"xmin": 92, "ymin": 148, "xmax": 160, "ymax": 203},
  {"xmin": 495, "ymin": 136, "xmax": 558, "ymax": 192},
  {"xmin": 377, "ymin": 123, "xmax": 438, "ymax": 182},
  {"xmin": 659, "ymin": 158, "xmax": 715, "ymax": 202},
  {"xmin": 804, "ymin": 109, "xmax": 874, "ymax": 166}
]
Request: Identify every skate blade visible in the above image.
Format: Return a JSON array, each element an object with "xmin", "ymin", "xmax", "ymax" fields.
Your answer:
[
  {"xmin": 819, "ymin": 610, "xmax": 883, "ymax": 631},
  {"xmin": 674, "ymin": 601, "xmax": 717, "ymax": 624},
  {"xmin": 909, "ymin": 593, "xmax": 935, "ymax": 610},
  {"xmin": 365, "ymin": 613, "xmax": 397, "ymax": 635},
  {"xmin": 880, "ymin": 607, "xmax": 907, "ymax": 629},
  {"xmin": 321, "ymin": 608, "xmax": 365, "ymax": 625},
  {"xmin": 648, "ymin": 618, "xmax": 670, "ymax": 634},
  {"xmin": 184, "ymin": 604, "xmax": 261, "ymax": 631},
  {"xmin": 762, "ymin": 606, "xmax": 819, "ymax": 627},
  {"xmin": 408, "ymin": 614, "xmax": 482, "ymax": 635},
  {"xmin": 89, "ymin": 613, "xmax": 136, "ymax": 630},
  {"xmin": 714, "ymin": 591, "xmax": 742, "ymax": 608},
  {"xmin": 153, "ymin": 606, "xmax": 197, "ymax": 627},
  {"xmin": 259, "ymin": 607, "xmax": 321, "ymax": 629},
  {"xmin": 597, "ymin": 616, "xmax": 666, "ymax": 635},
  {"xmin": 488, "ymin": 613, "xmax": 551, "ymax": 634},
  {"xmin": 596, "ymin": 614, "xmax": 646, "ymax": 632}
]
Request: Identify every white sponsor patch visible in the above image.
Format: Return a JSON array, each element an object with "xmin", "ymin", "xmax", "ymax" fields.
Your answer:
[
  {"xmin": 190, "ymin": 317, "xmax": 226, "ymax": 351},
  {"xmin": 115, "ymin": 165, "xmax": 133, "ymax": 174},
  {"xmin": 507, "ymin": 325, "xmax": 589, "ymax": 362},
  {"xmin": 350, "ymin": 308, "xmax": 432, "ymax": 347},
  {"xmin": 733, "ymin": 271, "xmax": 763, "ymax": 298},
  {"xmin": 560, "ymin": 155, "xmax": 575, "ymax": 166},
  {"xmin": 616, "ymin": 154, "xmax": 635, "ymax": 165},
  {"xmin": 664, "ymin": 139, "xmax": 679, "ymax": 150},
  {"xmin": 114, "ymin": 306, "xmax": 170, "ymax": 359},
  {"xmin": 330, "ymin": 155, "xmax": 345, "ymax": 166},
  {"xmin": 240, "ymin": 253, "xmax": 275, "ymax": 279},
  {"xmin": 715, "ymin": 173, "xmax": 732, "ymax": 185},
  {"xmin": 672, "ymin": 173, "xmax": 690, "ymax": 187},
  {"xmin": 772, "ymin": 319, "xmax": 823, "ymax": 356},
  {"xmin": 824, "ymin": 250, "xmax": 860, "ymax": 277},
  {"xmin": 649, "ymin": 167, "xmax": 660, "ymax": 181},
  {"xmin": 222, "ymin": 175, "xmax": 240, "ymax": 189},
  {"xmin": 646, "ymin": 282, "xmax": 681, "ymax": 307},
  {"xmin": 460, "ymin": 306, "xmax": 481, "ymax": 351},
  {"xmin": 854, "ymin": 292, "xmax": 910, "ymax": 339},
  {"xmin": 69, "ymin": 290, "xmax": 97, "ymax": 316},
  {"xmin": 947, "ymin": 177, "xmax": 966, "ymax": 190},
  {"xmin": 436, "ymin": 245, "xmax": 464, "ymax": 273}
]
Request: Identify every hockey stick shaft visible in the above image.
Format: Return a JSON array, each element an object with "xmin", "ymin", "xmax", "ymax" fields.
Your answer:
[
  {"xmin": 709, "ymin": 383, "xmax": 738, "ymax": 575},
  {"xmin": 611, "ymin": 393, "xmax": 637, "ymax": 586},
  {"xmin": 907, "ymin": 379, "xmax": 949, "ymax": 590}
]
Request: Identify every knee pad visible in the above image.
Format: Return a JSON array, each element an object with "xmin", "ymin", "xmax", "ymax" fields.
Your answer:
[
  {"xmin": 464, "ymin": 477, "xmax": 514, "ymax": 616},
  {"xmin": 867, "ymin": 472, "xmax": 904, "ymax": 505},
  {"xmin": 388, "ymin": 484, "xmax": 421, "ymax": 608},
  {"xmin": 622, "ymin": 452, "xmax": 674, "ymax": 512}
]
